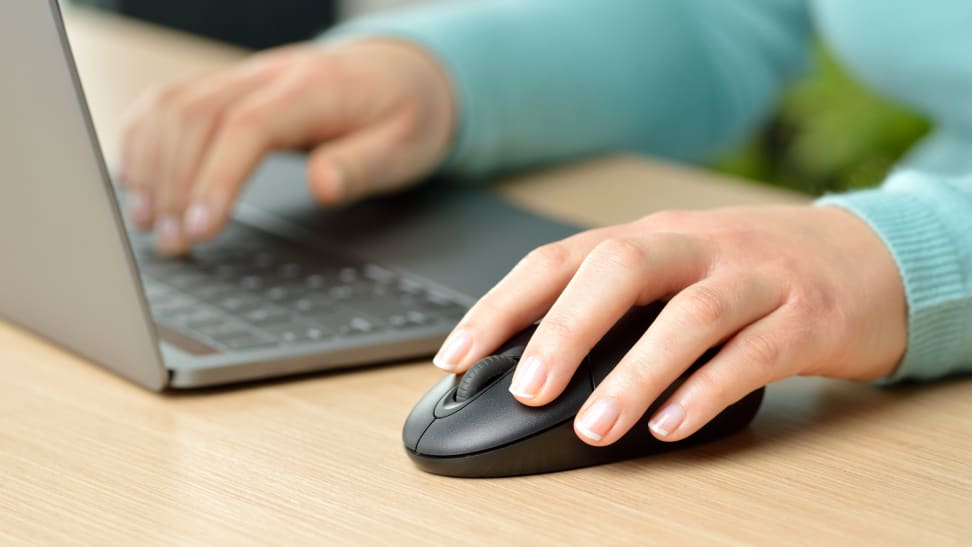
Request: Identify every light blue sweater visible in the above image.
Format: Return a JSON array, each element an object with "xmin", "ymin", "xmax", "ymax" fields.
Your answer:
[{"xmin": 334, "ymin": 0, "xmax": 972, "ymax": 383}]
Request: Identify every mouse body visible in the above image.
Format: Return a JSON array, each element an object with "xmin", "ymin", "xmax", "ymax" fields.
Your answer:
[{"xmin": 402, "ymin": 304, "xmax": 764, "ymax": 477}]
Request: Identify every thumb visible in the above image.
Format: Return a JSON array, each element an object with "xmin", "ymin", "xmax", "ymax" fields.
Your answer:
[{"xmin": 306, "ymin": 117, "xmax": 428, "ymax": 206}]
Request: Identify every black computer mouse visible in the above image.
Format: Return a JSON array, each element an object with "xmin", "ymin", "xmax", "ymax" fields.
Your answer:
[{"xmin": 402, "ymin": 303, "xmax": 764, "ymax": 477}]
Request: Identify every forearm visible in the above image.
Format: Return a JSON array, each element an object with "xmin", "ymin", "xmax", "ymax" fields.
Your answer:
[{"xmin": 328, "ymin": 0, "xmax": 812, "ymax": 177}]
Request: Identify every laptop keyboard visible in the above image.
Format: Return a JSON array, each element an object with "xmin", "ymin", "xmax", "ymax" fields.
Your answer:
[{"xmin": 133, "ymin": 223, "xmax": 468, "ymax": 355}]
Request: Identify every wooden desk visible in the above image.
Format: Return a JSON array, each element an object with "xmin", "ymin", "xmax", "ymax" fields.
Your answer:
[{"xmin": 2, "ymin": 7, "xmax": 969, "ymax": 545}]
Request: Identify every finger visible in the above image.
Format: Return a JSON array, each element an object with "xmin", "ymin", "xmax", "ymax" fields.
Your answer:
[
  {"xmin": 120, "ymin": 91, "xmax": 167, "ymax": 230},
  {"xmin": 573, "ymin": 272, "xmax": 783, "ymax": 446},
  {"xmin": 120, "ymin": 74, "xmax": 216, "ymax": 231},
  {"xmin": 647, "ymin": 309, "xmax": 807, "ymax": 442},
  {"xmin": 306, "ymin": 114, "xmax": 427, "ymax": 206},
  {"xmin": 509, "ymin": 234, "xmax": 709, "ymax": 406},
  {"xmin": 141, "ymin": 68, "xmax": 285, "ymax": 252},
  {"xmin": 181, "ymin": 70, "xmax": 356, "ymax": 244},
  {"xmin": 155, "ymin": 69, "xmax": 271, "ymax": 217},
  {"xmin": 152, "ymin": 115, "xmax": 218, "ymax": 249},
  {"xmin": 118, "ymin": 85, "xmax": 164, "ymax": 188},
  {"xmin": 431, "ymin": 227, "xmax": 625, "ymax": 373}
]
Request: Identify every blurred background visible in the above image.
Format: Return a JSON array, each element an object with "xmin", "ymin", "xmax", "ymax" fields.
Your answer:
[{"xmin": 72, "ymin": 0, "xmax": 929, "ymax": 197}]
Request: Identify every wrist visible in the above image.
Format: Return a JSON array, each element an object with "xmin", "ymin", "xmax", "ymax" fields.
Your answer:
[{"xmin": 338, "ymin": 38, "xmax": 457, "ymax": 175}]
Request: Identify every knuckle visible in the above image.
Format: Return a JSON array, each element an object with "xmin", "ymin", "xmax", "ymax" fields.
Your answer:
[
  {"xmin": 737, "ymin": 331, "xmax": 781, "ymax": 371},
  {"xmin": 680, "ymin": 284, "xmax": 729, "ymax": 326},
  {"xmin": 784, "ymin": 288, "xmax": 840, "ymax": 343},
  {"xmin": 137, "ymin": 147, "xmax": 162, "ymax": 176},
  {"xmin": 464, "ymin": 295, "xmax": 499, "ymax": 326},
  {"xmin": 387, "ymin": 103, "xmax": 424, "ymax": 142},
  {"xmin": 173, "ymin": 97, "xmax": 217, "ymax": 126},
  {"xmin": 119, "ymin": 111, "xmax": 144, "ymax": 140},
  {"xmin": 689, "ymin": 366, "xmax": 731, "ymax": 405},
  {"xmin": 787, "ymin": 323, "xmax": 817, "ymax": 356},
  {"xmin": 616, "ymin": 354, "xmax": 661, "ymax": 393},
  {"xmin": 791, "ymin": 283, "xmax": 837, "ymax": 316},
  {"xmin": 639, "ymin": 209, "xmax": 692, "ymax": 229},
  {"xmin": 149, "ymin": 82, "xmax": 184, "ymax": 108},
  {"xmin": 223, "ymin": 103, "xmax": 268, "ymax": 131},
  {"xmin": 786, "ymin": 293, "xmax": 816, "ymax": 317},
  {"xmin": 772, "ymin": 254, "xmax": 802, "ymax": 277},
  {"xmin": 623, "ymin": 358, "xmax": 652, "ymax": 388},
  {"xmin": 287, "ymin": 59, "xmax": 324, "ymax": 86},
  {"xmin": 524, "ymin": 242, "xmax": 572, "ymax": 273},
  {"xmin": 591, "ymin": 238, "xmax": 646, "ymax": 270},
  {"xmin": 538, "ymin": 315, "xmax": 580, "ymax": 342},
  {"xmin": 305, "ymin": 55, "xmax": 347, "ymax": 83}
]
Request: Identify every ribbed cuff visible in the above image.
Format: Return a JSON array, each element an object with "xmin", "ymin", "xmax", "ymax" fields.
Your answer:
[{"xmin": 817, "ymin": 182, "xmax": 969, "ymax": 383}]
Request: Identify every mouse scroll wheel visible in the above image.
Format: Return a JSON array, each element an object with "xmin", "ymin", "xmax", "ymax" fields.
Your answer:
[{"xmin": 454, "ymin": 355, "xmax": 518, "ymax": 403}]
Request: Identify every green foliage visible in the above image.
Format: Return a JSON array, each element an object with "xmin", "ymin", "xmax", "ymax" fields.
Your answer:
[{"xmin": 713, "ymin": 45, "xmax": 930, "ymax": 196}]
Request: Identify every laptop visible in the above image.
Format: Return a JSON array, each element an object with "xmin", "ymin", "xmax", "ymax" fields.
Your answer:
[{"xmin": 0, "ymin": 0, "xmax": 578, "ymax": 390}]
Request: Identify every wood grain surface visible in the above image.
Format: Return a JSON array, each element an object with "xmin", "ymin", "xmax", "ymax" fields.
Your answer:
[{"xmin": 1, "ymin": 7, "xmax": 969, "ymax": 545}]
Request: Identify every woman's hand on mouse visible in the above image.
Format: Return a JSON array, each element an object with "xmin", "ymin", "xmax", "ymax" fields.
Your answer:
[
  {"xmin": 433, "ymin": 205, "xmax": 907, "ymax": 445},
  {"xmin": 118, "ymin": 40, "xmax": 455, "ymax": 255}
]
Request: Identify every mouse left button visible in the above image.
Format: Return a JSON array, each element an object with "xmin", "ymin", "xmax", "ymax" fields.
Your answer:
[{"xmin": 403, "ymin": 374, "xmax": 459, "ymax": 452}]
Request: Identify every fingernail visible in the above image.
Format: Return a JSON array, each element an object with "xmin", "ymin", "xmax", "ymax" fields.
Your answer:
[
  {"xmin": 316, "ymin": 161, "xmax": 347, "ymax": 204},
  {"xmin": 329, "ymin": 162, "xmax": 347, "ymax": 198},
  {"xmin": 649, "ymin": 403, "xmax": 686, "ymax": 438},
  {"xmin": 183, "ymin": 202, "xmax": 212, "ymax": 239},
  {"xmin": 156, "ymin": 215, "xmax": 182, "ymax": 251},
  {"xmin": 576, "ymin": 398, "xmax": 620, "ymax": 442},
  {"xmin": 508, "ymin": 356, "xmax": 546, "ymax": 399},
  {"xmin": 129, "ymin": 191, "xmax": 152, "ymax": 225},
  {"xmin": 433, "ymin": 329, "xmax": 471, "ymax": 371}
]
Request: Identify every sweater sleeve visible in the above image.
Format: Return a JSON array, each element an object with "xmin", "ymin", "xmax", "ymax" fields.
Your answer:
[
  {"xmin": 818, "ymin": 171, "xmax": 972, "ymax": 383},
  {"xmin": 327, "ymin": 0, "xmax": 812, "ymax": 177}
]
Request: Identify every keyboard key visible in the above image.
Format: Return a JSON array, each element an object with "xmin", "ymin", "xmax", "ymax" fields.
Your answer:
[
  {"xmin": 406, "ymin": 310, "xmax": 432, "ymax": 325},
  {"xmin": 329, "ymin": 285, "xmax": 354, "ymax": 300},
  {"xmin": 350, "ymin": 316, "xmax": 374, "ymax": 331},
  {"xmin": 187, "ymin": 282, "xmax": 238, "ymax": 302},
  {"xmin": 211, "ymin": 264, "xmax": 239, "ymax": 280},
  {"xmin": 186, "ymin": 315, "xmax": 230, "ymax": 330},
  {"xmin": 276, "ymin": 262, "xmax": 302, "ymax": 280},
  {"xmin": 168, "ymin": 306, "xmax": 224, "ymax": 326},
  {"xmin": 304, "ymin": 273, "xmax": 327, "ymax": 289},
  {"xmin": 363, "ymin": 264, "xmax": 395, "ymax": 282},
  {"xmin": 150, "ymin": 294, "xmax": 198, "ymax": 316},
  {"xmin": 266, "ymin": 286, "xmax": 289, "ymax": 301},
  {"xmin": 303, "ymin": 326, "xmax": 331, "ymax": 341},
  {"xmin": 141, "ymin": 281, "xmax": 172, "ymax": 300},
  {"xmin": 165, "ymin": 271, "xmax": 210, "ymax": 290},
  {"xmin": 217, "ymin": 294, "xmax": 262, "ymax": 312},
  {"xmin": 264, "ymin": 323, "xmax": 335, "ymax": 344},
  {"xmin": 239, "ymin": 275, "xmax": 264, "ymax": 291},
  {"xmin": 244, "ymin": 306, "xmax": 292, "ymax": 326},
  {"xmin": 397, "ymin": 278, "xmax": 426, "ymax": 296},
  {"xmin": 252, "ymin": 251, "xmax": 277, "ymax": 269},
  {"xmin": 338, "ymin": 267, "xmax": 359, "ymax": 283}
]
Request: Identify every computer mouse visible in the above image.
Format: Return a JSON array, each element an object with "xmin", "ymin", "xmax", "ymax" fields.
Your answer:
[{"xmin": 402, "ymin": 303, "xmax": 764, "ymax": 477}]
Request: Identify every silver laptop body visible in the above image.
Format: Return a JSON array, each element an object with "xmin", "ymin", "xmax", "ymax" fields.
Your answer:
[{"xmin": 0, "ymin": 0, "xmax": 577, "ymax": 390}]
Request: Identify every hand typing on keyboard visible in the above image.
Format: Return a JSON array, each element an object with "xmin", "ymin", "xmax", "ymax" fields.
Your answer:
[{"xmin": 118, "ymin": 41, "xmax": 456, "ymax": 256}]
